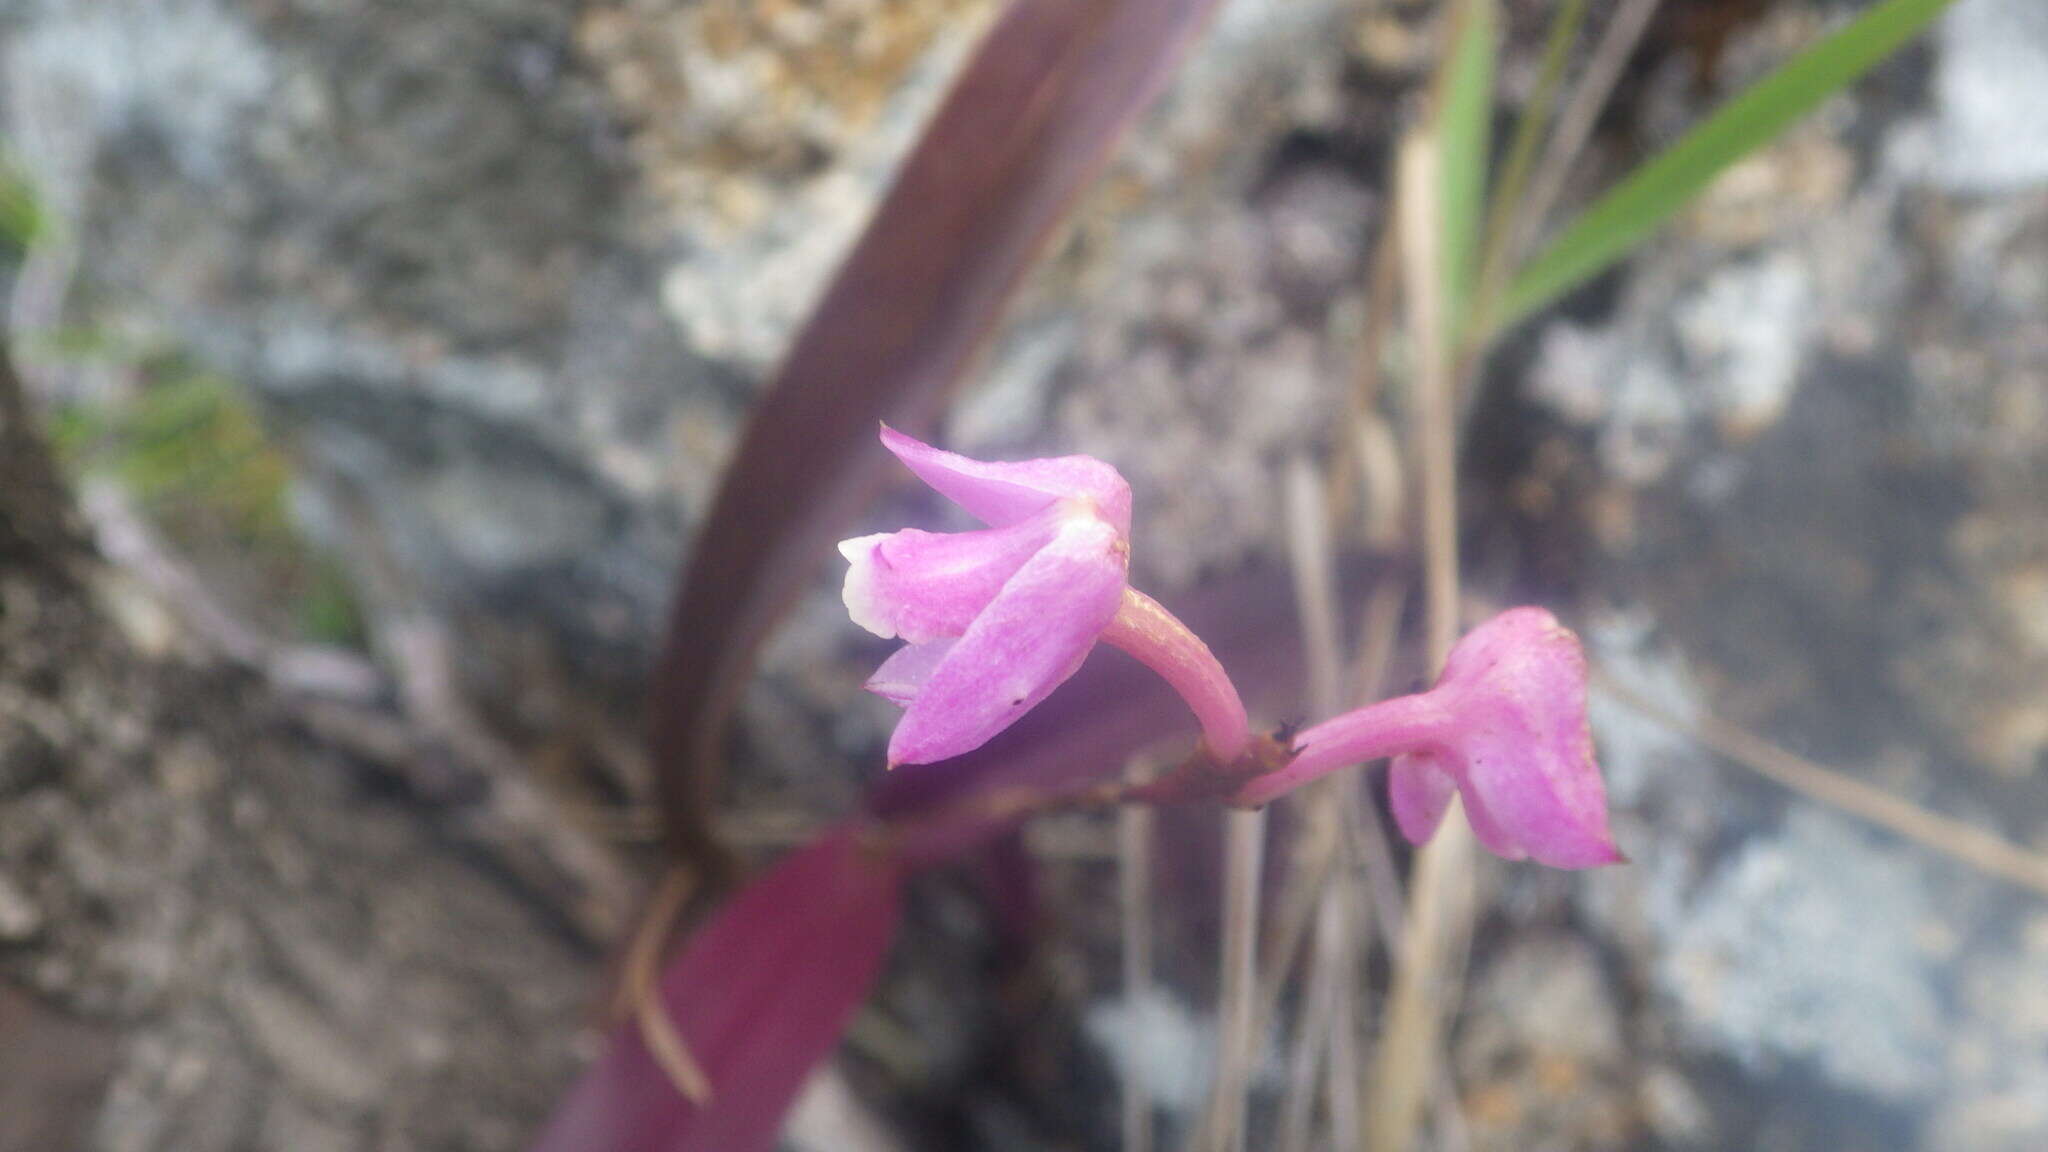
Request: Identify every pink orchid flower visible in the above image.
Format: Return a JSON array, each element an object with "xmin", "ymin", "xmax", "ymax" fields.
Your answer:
[
  {"xmin": 1235, "ymin": 607, "xmax": 1621, "ymax": 869},
  {"xmin": 843, "ymin": 427, "xmax": 1247, "ymax": 767}
]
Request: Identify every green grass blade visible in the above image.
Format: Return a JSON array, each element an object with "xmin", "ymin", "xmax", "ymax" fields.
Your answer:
[
  {"xmin": 1499, "ymin": 0, "xmax": 1956, "ymax": 331},
  {"xmin": 1472, "ymin": 0, "xmax": 1587, "ymax": 344},
  {"xmin": 1438, "ymin": 0, "xmax": 1497, "ymax": 342},
  {"xmin": 0, "ymin": 152, "xmax": 44, "ymax": 251}
]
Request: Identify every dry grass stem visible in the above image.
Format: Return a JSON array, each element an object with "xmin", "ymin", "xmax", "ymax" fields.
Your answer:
[
  {"xmin": 584, "ymin": 806, "xmax": 822, "ymax": 849},
  {"xmin": 1321, "ymin": 889, "xmax": 1365, "ymax": 1152},
  {"xmin": 1280, "ymin": 453, "xmax": 1371, "ymax": 1150},
  {"xmin": 1199, "ymin": 808, "xmax": 1268, "ymax": 1152},
  {"xmin": 1473, "ymin": 0, "xmax": 1589, "ymax": 334},
  {"xmin": 1195, "ymin": 454, "xmax": 1352, "ymax": 1151},
  {"xmin": 1352, "ymin": 416, "xmax": 1409, "ymax": 550},
  {"xmin": 1120, "ymin": 765, "xmax": 1157, "ymax": 1152},
  {"xmin": 1247, "ymin": 809, "xmax": 1343, "ymax": 1079},
  {"xmin": 1366, "ymin": 127, "xmax": 1478, "ymax": 1152},
  {"xmin": 1276, "ymin": 897, "xmax": 1340, "ymax": 1152},
  {"xmin": 1510, "ymin": 0, "xmax": 1663, "ymax": 271},
  {"xmin": 1331, "ymin": 577, "xmax": 1417, "ymax": 957},
  {"xmin": 1287, "ymin": 457, "xmax": 1348, "ymax": 718},
  {"xmin": 622, "ymin": 866, "xmax": 713, "ymax": 1104},
  {"xmin": 1335, "ymin": 224, "xmax": 1400, "ymax": 542},
  {"xmin": 1596, "ymin": 673, "xmax": 2048, "ymax": 900}
]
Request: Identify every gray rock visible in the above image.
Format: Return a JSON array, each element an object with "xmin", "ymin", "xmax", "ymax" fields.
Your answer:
[
  {"xmin": 1656, "ymin": 810, "xmax": 1943, "ymax": 1101},
  {"xmin": 1454, "ymin": 934, "xmax": 1635, "ymax": 1150},
  {"xmin": 1672, "ymin": 253, "xmax": 1814, "ymax": 439},
  {"xmin": 1935, "ymin": 0, "xmax": 2048, "ymax": 193},
  {"xmin": 0, "ymin": 368, "xmax": 592, "ymax": 1152},
  {"xmin": 2, "ymin": 0, "xmax": 724, "ymax": 704},
  {"xmin": 1931, "ymin": 917, "xmax": 2048, "ymax": 1151},
  {"xmin": 1637, "ymin": 1064, "xmax": 1716, "ymax": 1149},
  {"xmin": 1928, "ymin": 1082, "xmax": 2048, "ymax": 1152},
  {"xmin": 1460, "ymin": 934, "xmax": 1624, "ymax": 1072},
  {"xmin": 1084, "ymin": 991, "xmax": 1218, "ymax": 1117},
  {"xmin": 0, "ymin": 872, "xmax": 40, "ymax": 941},
  {"xmin": 229, "ymin": 985, "xmax": 381, "ymax": 1109}
]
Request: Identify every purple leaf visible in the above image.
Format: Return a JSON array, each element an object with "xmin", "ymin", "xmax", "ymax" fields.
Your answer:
[
  {"xmin": 646, "ymin": 0, "xmax": 1229, "ymax": 867},
  {"xmin": 529, "ymin": 830, "xmax": 905, "ymax": 1152}
]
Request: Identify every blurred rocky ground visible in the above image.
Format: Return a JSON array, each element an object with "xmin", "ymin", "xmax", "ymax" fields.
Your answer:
[
  {"xmin": 0, "ymin": 359, "xmax": 591, "ymax": 1150},
  {"xmin": 0, "ymin": 0, "xmax": 2045, "ymax": 1149}
]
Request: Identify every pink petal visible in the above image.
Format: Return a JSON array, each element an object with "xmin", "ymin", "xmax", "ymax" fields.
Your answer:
[
  {"xmin": 887, "ymin": 515, "xmax": 1127, "ymax": 765},
  {"xmin": 528, "ymin": 829, "xmax": 904, "ymax": 1152},
  {"xmin": 1456, "ymin": 721, "xmax": 1620, "ymax": 868},
  {"xmin": 1435, "ymin": 608, "xmax": 1621, "ymax": 869},
  {"xmin": 1387, "ymin": 752, "xmax": 1457, "ymax": 844},
  {"xmin": 1435, "ymin": 604, "xmax": 1556, "ymax": 686},
  {"xmin": 838, "ymin": 506, "xmax": 1064, "ymax": 644},
  {"xmin": 880, "ymin": 424, "xmax": 1132, "ymax": 537},
  {"xmin": 865, "ymin": 639, "xmax": 955, "ymax": 705}
]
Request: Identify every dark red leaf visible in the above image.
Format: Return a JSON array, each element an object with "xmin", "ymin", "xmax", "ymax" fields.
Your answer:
[
  {"xmin": 529, "ymin": 830, "xmax": 905, "ymax": 1152},
  {"xmin": 539, "ymin": 557, "xmax": 1402, "ymax": 1152},
  {"xmin": 649, "ymin": 0, "xmax": 1229, "ymax": 871}
]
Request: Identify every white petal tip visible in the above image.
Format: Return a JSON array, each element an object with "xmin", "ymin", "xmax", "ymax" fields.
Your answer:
[{"xmin": 838, "ymin": 536, "xmax": 898, "ymax": 639}]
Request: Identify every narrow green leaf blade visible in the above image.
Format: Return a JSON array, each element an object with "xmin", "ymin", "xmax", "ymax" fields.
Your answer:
[
  {"xmin": 1472, "ymin": 0, "xmax": 1586, "ymax": 337},
  {"xmin": 1438, "ymin": 0, "xmax": 1497, "ymax": 337},
  {"xmin": 1500, "ymin": 0, "xmax": 1957, "ymax": 330},
  {"xmin": 0, "ymin": 151, "xmax": 45, "ymax": 251}
]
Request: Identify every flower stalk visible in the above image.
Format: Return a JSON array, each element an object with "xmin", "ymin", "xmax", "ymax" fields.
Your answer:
[{"xmin": 1100, "ymin": 587, "xmax": 1251, "ymax": 762}]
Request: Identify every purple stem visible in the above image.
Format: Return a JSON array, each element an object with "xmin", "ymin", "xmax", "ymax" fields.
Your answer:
[
  {"xmin": 1233, "ymin": 691, "xmax": 1453, "ymax": 807},
  {"xmin": 1100, "ymin": 587, "xmax": 1251, "ymax": 762},
  {"xmin": 884, "ymin": 803, "xmax": 1023, "ymax": 869}
]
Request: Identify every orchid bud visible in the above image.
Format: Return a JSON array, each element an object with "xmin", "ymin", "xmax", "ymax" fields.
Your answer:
[{"xmin": 1234, "ymin": 607, "xmax": 1621, "ymax": 869}]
